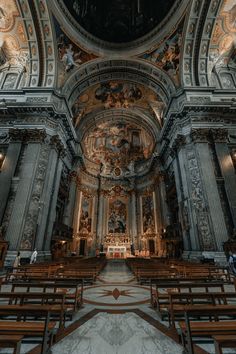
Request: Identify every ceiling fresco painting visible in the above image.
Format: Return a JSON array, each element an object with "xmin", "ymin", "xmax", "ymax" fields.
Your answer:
[
  {"xmin": 72, "ymin": 81, "xmax": 162, "ymax": 127},
  {"xmin": 54, "ymin": 17, "xmax": 97, "ymax": 86},
  {"xmin": 0, "ymin": 0, "xmax": 29, "ymax": 88},
  {"xmin": 62, "ymin": 0, "xmax": 176, "ymax": 43},
  {"xmin": 82, "ymin": 121, "xmax": 154, "ymax": 178},
  {"xmin": 209, "ymin": 0, "xmax": 236, "ymax": 74},
  {"xmin": 139, "ymin": 20, "xmax": 184, "ymax": 85},
  {"xmin": 0, "ymin": 0, "xmax": 19, "ymax": 32}
]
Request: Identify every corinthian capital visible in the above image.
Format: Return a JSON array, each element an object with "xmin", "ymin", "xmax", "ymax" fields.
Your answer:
[
  {"xmin": 210, "ymin": 128, "xmax": 228, "ymax": 143},
  {"xmin": 190, "ymin": 128, "xmax": 209, "ymax": 143},
  {"xmin": 50, "ymin": 135, "xmax": 66, "ymax": 156}
]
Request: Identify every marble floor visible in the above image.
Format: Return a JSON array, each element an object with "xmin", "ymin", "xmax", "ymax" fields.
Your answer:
[
  {"xmin": 52, "ymin": 312, "xmax": 183, "ymax": 354},
  {"xmin": 1, "ymin": 260, "xmax": 236, "ymax": 353}
]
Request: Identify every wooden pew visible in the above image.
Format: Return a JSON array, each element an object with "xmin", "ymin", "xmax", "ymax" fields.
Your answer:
[
  {"xmin": 10, "ymin": 279, "xmax": 83, "ymax": 312},
  {"xmin": 150, "ymin": 279, "xmax": 228, "ymax": 311},
  {"xmin": 167, "ymin": 292, "xmax": 236, "ymax": 327},
  {"xmin": 178, "ymin": 305, "xmax": 236, "ymax": 354},
  {"xmin": 0, "ymin": 335, "xmax": 23, "ymax": 354},
  {"xmin": 127, "ymin": 258, "xmax": 231, "ymax": 283},
  {"xmin": 213, "ymin": 335, "xmax": 236, "ymax": 354},
  {"xmin": 0, "ymin": 292, "xmax": 71, "ymax": 328},
  {"xmin": 0, "ymin": 305, "xmax": 57, "ymax": 354}
]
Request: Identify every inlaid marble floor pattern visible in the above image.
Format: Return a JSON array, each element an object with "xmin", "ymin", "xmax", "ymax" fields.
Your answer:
[
  {"xmin": 52, "ymin": 260, "xmax": 185, "ymax": 354},
  {"xmin": 52, "ymin": 312, "xmax": 183, "ymax": 354}
]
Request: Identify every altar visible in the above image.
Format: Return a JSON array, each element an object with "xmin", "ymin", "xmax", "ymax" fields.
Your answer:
[{"xmin": 107, "ymin": 246, "xmax": 127, "ymax": 258}]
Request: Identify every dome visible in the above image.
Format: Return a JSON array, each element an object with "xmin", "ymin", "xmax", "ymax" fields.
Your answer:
[{"xmin": 63, "ymin": 0, "xmax": 176, "ymax": 44}]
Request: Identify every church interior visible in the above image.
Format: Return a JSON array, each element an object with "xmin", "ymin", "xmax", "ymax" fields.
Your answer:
[{"xmin": 0, "ymin": 0, "xmax": 236, "ymax": 353}]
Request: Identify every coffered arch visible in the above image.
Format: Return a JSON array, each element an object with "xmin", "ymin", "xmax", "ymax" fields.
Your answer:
[{"xmin": 181, "ymin": 0, "xmax": 223, "ymax": 87}]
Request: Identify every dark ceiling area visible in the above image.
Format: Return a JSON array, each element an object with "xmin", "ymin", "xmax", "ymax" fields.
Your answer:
[{"xmin": 63, "ymin": 0, "xmax": 176, "ymax": 43}]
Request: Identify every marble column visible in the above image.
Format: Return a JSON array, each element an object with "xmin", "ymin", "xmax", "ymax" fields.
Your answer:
[
  {"xmin": 43, "ymin": 158, "xmax": 63, "ymax": 252},
  {"xmin": 72, "ymin": 188, "xmax": 82, "ymax": 252},
  {"xmin": 159, "ymin": 174, "xmax": 170, "ymax": 227},
  {"xmin": 63, "ymin": 171, "xmax": 78, "ymax": 228},
  {"xmin": 101, "ymin": 196, "xmax": 107, "ymax": 244},
  {"xmin": 42, "ymin": 135, "xmax": 65, "ymax": 252},
  {"xmin": 97, "ymin": 193, "xmax": 104, "ymax": 246},
  {"xmin": 195, "ymin": 141, "xmax": 228, "ymax": 250},
  {"xmin": 213, "ymin": 130, "xmax": 236, "ymax": 229},
  {"xmin": 130, "ymin": 190, "xmax": 137, "ymax": 248},
  {"xmin": 35, "ymin": 147, "xmax": 60, "ymax": 252},
  {"xmin": 172, "ymin": 150, "xmax": 194, "ymax": 251},
  {"xmin": 5, "ymin": 140, "xmax": 42, "ymax": 250},
  {"xmin": 0, "ymin": 141, "xmax": 22, "ymax": 224}
]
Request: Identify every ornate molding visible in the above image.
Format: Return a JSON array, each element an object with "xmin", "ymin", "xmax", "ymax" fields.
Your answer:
[
  {"xmin": 191, "ymin": 128, "xmax": 209, "ymax": 143},
  {"xmin": 50, "ymin": 135, "xmax": 66, "ymax": 156},
  {"xmin": 210, "ymin": 128, "xmax": 228, "ymax": 143},
  {"xmin": 20, "ymin": 143, "xmax": 50, "ymax": 250},
  {"xmin": 190, "ymin": 128, "xmax": 228, "ymax": 143},
  {"xmin": 186, "ymin": 149, "xmax": 216, "ymax": 250},
  {"xmin": 172, "ymin": 134, "xmax": 187, "ymax": 151},
  {"xmin": 9, "ymin": 128, "xmax": 46, "ymax": 143}
]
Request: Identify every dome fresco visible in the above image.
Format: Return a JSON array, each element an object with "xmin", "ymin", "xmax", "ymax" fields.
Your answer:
[{"xmin": 62, "ymin": 0, "xmax": 176, "ymax": 43}]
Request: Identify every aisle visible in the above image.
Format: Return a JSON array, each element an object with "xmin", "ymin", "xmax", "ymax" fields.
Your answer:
[
  {"xmin": 97, "ymin": 259, "xmax": 135, "ymax": 283},
  {"xmin": 52, "ymin": 260, "xmax": 184, "ymax": 354}
]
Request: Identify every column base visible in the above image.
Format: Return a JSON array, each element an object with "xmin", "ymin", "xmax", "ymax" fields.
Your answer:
[{"xmin": 182, "ymin": 251, "xmax": 227, "ymax": 265}]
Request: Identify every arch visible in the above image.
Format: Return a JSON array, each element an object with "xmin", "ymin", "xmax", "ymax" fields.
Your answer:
[
  {"xmin": 207, "ymin": 0, "xmax": 236, "ymax": 89},
  {"xmin": 181, "ymin": 0, "xmax": 222, "ymax": 87},
  {"xmin": 62, "ymin": 58, "xmax": 177, "ymax": 109}
]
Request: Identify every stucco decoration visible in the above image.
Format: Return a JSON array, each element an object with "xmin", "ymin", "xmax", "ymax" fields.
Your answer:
[
  {"xmin": 72, "ymin": 81, "xmax": 162, "ymax": 127},
  {"xmin": 140, "ymin": 19, "xmax": 183, "ymax": 85},
  {"xmin": 82, "ymin": 120, "xmax": 154, "ymax": 178}
]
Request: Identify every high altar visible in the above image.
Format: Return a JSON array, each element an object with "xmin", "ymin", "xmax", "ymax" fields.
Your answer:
[
  {"xmin": 71, "ymin": 121, "xmax": 181, "ymax": 258},
  {"xmin": 105, "ymin": 234, "xmax": 131, "ymax": 258}
]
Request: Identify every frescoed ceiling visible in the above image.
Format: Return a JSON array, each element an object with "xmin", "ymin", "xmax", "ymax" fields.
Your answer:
[
  {"xmin": 53, "ymin": 17, "xmax": 97, "ymax": 87},
  {"xmin": 209, "ymin": 0, "xmax": 236, "ymax": 79},
  {"xmin": 62, "ymin": 0, "xmax": 176, "ymax": 43},
  {"xmin": 82, "ymin": 120, "xmax": 155, "ymax": 178},
  {"xmin": 139, "ymin": 19, "xmax": 184, "ymax": 85},
  {"xmin": 72, "ymin": 81, "xmax": 163, "ymax": 128},
  {"xmin": 0, "ymin": 0, "xmax": 29, "ymax": 89}
]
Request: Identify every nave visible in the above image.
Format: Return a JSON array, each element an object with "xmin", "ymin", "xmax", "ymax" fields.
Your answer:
[{"xmin": 0, "ymin": 257, "xmax": 236, "ymax": 354}]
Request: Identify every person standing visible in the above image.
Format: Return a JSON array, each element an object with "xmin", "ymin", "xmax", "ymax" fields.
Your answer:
[
  {"xmin": 13, "ymin": 251, "xmax": 21, "ymax": 268},
  {"xmin": 228, "ymin": 251, "xmax": 236, "ymax": 274},
  {"xmin": 30, "ymin": 248, "xmax": 37, "ymax": 264}
]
